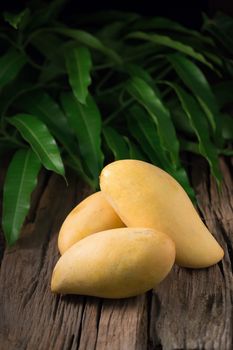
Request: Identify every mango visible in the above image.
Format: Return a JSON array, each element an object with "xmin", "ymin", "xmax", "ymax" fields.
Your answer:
[
  {"xmin": 58, "ymin": 191, "xmax": 124, "ymax": 254},
  {"xmin": 51, "ymin": 228, "xmax": 175, "ymax": 298},
  {"xmin": 100, "ymin": 160, "xmax": 224, "ymax": 268}
]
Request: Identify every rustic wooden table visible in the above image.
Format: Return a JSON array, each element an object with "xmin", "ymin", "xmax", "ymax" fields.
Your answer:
[{"xmin": 0, "ymin": 158, "xmax": 232, "ymax": 350}]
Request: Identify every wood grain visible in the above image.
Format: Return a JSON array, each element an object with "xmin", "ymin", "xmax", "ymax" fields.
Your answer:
[{"xmin": 0, "ymin": 158, "xmax": 232, "ymax": 350}]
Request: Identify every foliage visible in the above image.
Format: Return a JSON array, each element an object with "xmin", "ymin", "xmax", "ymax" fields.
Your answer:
[{"xmin": 0, "ymin": 1, "xmax": 232, "ymax": 245}]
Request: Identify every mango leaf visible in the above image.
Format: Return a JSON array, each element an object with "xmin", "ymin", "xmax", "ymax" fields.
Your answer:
[
  {"xmin": 97, "ymin": 21, "xmax": 127, "ymax": 42},
  {"xmin": 3, "ymin": 9, "xmax": 30, "ymax": 29},
  {"xmin": 31, "ymin": 33, "xmax": 64, "ymax": 61},
  {"xmin": 168, "ymin": 101, "xmax": 194, "ymax": 136},
  {"xmin": 63, "ymin": 154, "xmax": 95, "ymax": 189},
  {"xmin": 124, "ymin": 137, "xmax": 146, "ymax": 161},
  {"xmin": 66, "ymin": 46, "xmax": 92, "ymax": 104},
  {"xmin": 127, "ymin": 77, "xmax": 179, "ymax": 167},
  {"xmin": 127, "ymin": 32, "xmax": 213, "ymax": 69},
  {"xmin": 2, "ymin": 148, "xmax": 41, "ymax": 246},
  {"xmin": 103, "ymin": 126, "xmax": 129, "ymax": 160},
  {"xmin": 131, "ymin": 17, "xmax": 214, "ymax": 45},
  {"xmin": 0, "ymin": 49, "xmax": 26, "ymax": 89},
  {"xmin": 167, "ymin": 53, "xmax": 221, "ymax": 139},
  {"xmin": 61, "ymin": 93, "xmax": 103, "ymax": 182},
  {"xmin": 125, "ymin": 63, "xmax": 154, "ymax": 85},
  {"xmin": 53, "ymin": 28, "xmax": 122, "ymax": 64},
  {"xmin": 128, "ymin": 105, "xmax": 170, "ymax": 169},
  {"xmin": 179, "ymin": 139, "xmax": 200, "ymax": 155},
  {"xmin": 128, "ymin": 105, "xmax": 194, "ymax": 198},
  {"xmin": 202, "ymin": 51, "xmax": 222, "ymax": 67},
  {"xmin": 39, "ymin": 63, "xmax": 64, "ymax": 83},
  {"xmin": 165, "ymin": 82, "xmax": 222, "ymax": 184},
  {"xmin": 127, "ymin": 114, "xmax": 161, "ymax": 166},
  {"xmin": 17, "ymin": 91, "xmax": 75, "ymax": 151},
  {"xmin": 16, "ymin": 92, "xmax": 91, "ymax": 183},
  {"xmin": 9, "ymin": 114, "xmax": 65, "ymax": 177},
  {"xmin": 125, "ymin": 64, "xmax": 164, "ymax": 97}
]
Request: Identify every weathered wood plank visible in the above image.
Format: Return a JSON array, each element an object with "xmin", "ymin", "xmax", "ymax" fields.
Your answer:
[
  {"xmin": 0, "ymin": 158, "xmax": 232, "ymax": 350},
  {"xmin": 0, "ymin": 174, "xmax": 85, "ymax": 349},
  {"xmin": 149, "ymin": 158, "xmax": 233, "ymax": 350}
]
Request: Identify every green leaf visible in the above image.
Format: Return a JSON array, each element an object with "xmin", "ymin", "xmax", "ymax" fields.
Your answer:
[
  {"xmin": 128, "ymin": 105, "xmax": 170, "ymax": 169},
  {"xmin": 31, "ymin": 33, "xmax": 64, "ymax": 61},
  {"xmin": 66, "ymin": 46, "xmax": 92, "ymax": 104},
  {"xmin": 32, "ymin": 36, "xmax": 70, "ymax": 82},
  {"xmin": 124, "ymin": 137, "xmax": 146, "ymax": 161},
  {"xmin": 127, "ymin": 77, "xmax": 179, "ymax": 167},
  {"xmin": 124, "ymin": 63, "xmax": 163, "ymax": 96},
  {"xmin": 9, "ymin": 114, "xmax": 65, "ymax": 177},
  {"xmin": 128, "ymin": 107, "xmax": 195, "ymax": 199},
  {"xmin": 17, "ymin": 92, "xmax": 75, "ymax": 151},
  {"xmin": 167, "ymin": 53, "xmax": 220, "ymax": 136},
  {"xmin": 61, "ymin": 93, "xmax": 103, "ymax": 182},
  {"xmin": 97, "ymin": 21, "xmax": 126, "ymax": 43},
  {"xmin": 125, "ymin": 63, "xmax": 154, "ymax": 85},
  {"xmin": 179, "ymin": 139, "xmax": 200, "ymax": 155},
  {"xmin": 63, "ymin": 154, "xmax": 95, "ymax": 188},
  {"xmin": 128, "ymin": 104, "xmax": 194, "ymax": 198},
  {"xmin": 0, "ymin": 49, "xmax": 26, "ymax": 89},
  {"xmin": 166, "ymin": 82, "xmax": 222, "ymax": 184},
  {"xmin": 16, "ymin": 91, "xmax": 92, "ymax": 184},
  {"xmin": 2, "ymin": 148, "xmax": 41, "ymax": 246},
  {"xmin": 103, "ymin": 126, "xmax": 129, "ymax": 160},
  {"xmin": 127, "ymin": 32, "xmax": 213, "ymax": 69},
  {"xmin": 38, "ymin": 63, "xmax": 64, "ymax": 83},
  {"xmin": 131, "ymin": 17, "xmax": 214, "ymax": 46},
  {"xmin": 127, "ymin": 114, "xmax": 160, "ymax": 165},
  {"xmin": 3, "ymin": 9, "xmax": 30, "ymax": 29},
  {"xmin": 169, "ymin": 101, "xmax": 194, "ymax": 136},
  {"xmin": 53, "ymin": 28, "xmax": 122, "ymax": 64}
]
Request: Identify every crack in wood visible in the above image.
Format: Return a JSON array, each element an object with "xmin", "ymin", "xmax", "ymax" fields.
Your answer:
[{"xmin": 216, "ymin": 219, "xmax": 233, "ymax": 274}]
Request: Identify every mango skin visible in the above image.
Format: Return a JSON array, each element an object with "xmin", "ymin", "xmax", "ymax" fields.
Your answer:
[
  {"xmin": 58, "ymin": 191, "xmax": 124, "ymax": 255},
  {"xmin": 51, "ymin": 228, "xmax": 175, "ymax": 298},
  {"xmin": 100, "ymin": 160, "xmax": 224, "ymax": 268}
]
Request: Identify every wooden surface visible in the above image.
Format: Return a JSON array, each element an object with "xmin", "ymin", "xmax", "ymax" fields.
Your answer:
[{"xmin": 0, "ymin": 157, "xmax": 232, "ymax": 350}]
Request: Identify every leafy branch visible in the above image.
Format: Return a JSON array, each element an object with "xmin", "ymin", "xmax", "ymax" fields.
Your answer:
[{"xmin": 0, "ymin": 2, "xmax": 232, "ymax": 245}]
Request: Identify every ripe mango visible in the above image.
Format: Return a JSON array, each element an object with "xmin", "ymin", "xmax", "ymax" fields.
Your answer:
[
  {"xmin": 100, "ymin": 160, "xmax": 224, "ymax": 268},
  {"xmin": 58, "ymin": 191, "xmax": 124, "ymax": 254},
  {"xmin": 51, "ymin": 228, "xmax": 175, "ymax": 298}
]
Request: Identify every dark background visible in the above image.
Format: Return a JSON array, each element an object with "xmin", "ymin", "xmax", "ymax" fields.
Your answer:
[{"xmin": 0, "ymin": 0, "xmax": 232, "ymax": 29}]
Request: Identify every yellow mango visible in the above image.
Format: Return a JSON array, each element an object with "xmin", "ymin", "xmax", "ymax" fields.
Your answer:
[
  {"xmin": 52, "ymin": 228, "xmax": 175, "ymax": 298},
  {"xmin": 100, "ymin": 160, "xmax": 224, "ymax": 268},
  {"xmin": 58, "ymin": 191, "xmax": 124, "ymax": 254}
]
